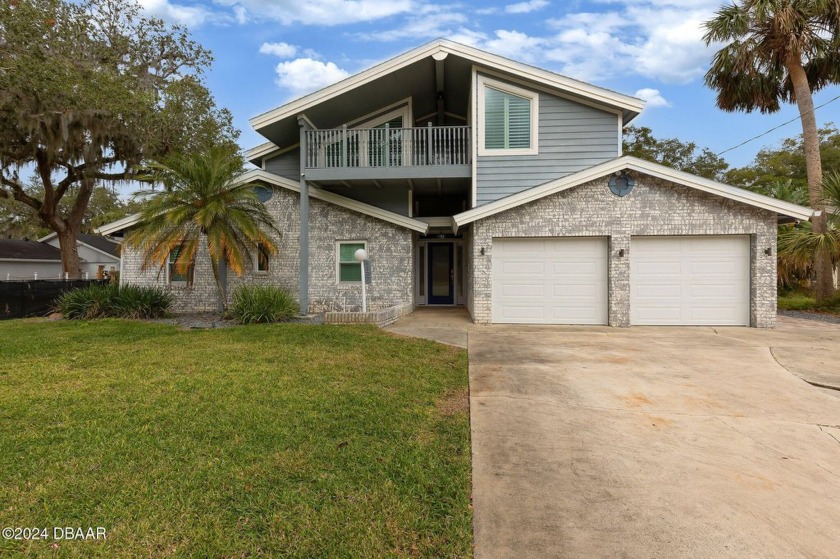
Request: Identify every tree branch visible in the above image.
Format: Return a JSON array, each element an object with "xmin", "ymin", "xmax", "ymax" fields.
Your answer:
[{"xmin": 0, "ymin": 174, "xmax": 42, "ymax": 211}]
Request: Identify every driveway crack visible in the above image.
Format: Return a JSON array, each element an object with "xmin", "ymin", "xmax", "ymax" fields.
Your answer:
[{"xmin": 818, "ymin": 425, "xmax": 840, "ymax": 446}]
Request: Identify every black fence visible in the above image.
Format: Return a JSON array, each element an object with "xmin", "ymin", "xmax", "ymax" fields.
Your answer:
[{"xmin": 0, "ymin": 279, "xmax": 108, "ymax": 320}]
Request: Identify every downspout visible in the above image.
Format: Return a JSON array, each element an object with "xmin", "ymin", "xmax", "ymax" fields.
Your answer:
[{"xmin": 298, "ymin": 116, "xmax": 310, "ymax": 315}]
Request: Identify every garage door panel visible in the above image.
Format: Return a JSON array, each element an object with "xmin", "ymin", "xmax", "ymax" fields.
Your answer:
[
  {"xmin": 501, "ymin": 283, "xmax": 544, "ymax": 297},
  {"xmin": 500, "ymin": 261, "xmax": 545, "ymax": 275},
  {"xmin": 551, "ymin": 282, "xmax": 602, "ymax": 298},
  {"xmin": 493, "ymin": 237, "xmax": 608, "ymax": 325},
  {"xmin": 631, "ymin": 236, "xmax": 749, "ymax": 326},
  {"xmin": 636, "ymin": 284, "xmax": 682, "ymax": 298}
]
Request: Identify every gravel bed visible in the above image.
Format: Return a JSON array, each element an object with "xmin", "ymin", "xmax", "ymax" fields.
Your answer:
[{"xmin": 778, "ymin": 310, "xmax": 840, "ymax": 325}]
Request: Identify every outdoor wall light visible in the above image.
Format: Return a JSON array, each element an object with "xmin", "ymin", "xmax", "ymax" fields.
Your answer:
[
  {"xmin": 618, "ymin": 249, "xmax": 625, "ymax": 257},
  {"xmin": 480, "ymin": 247, "xmax": 485, "ymax": 255},
  {"xmin": 765, "ymin": 247, "xmax": 773, "ymax": 256}
]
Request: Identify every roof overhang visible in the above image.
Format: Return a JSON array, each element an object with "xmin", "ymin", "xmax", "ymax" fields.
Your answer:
[
  {"xmin": 452, "ymin": 156, "xmax": 817, "ymax": 230},
  {"xmin": 95, "ymin": 169, "xmax": 429, "ymax": 235},
  {"xmin": 245, "ymin": 141, "xmax": 282, "ymax": 166},
  {"xmin": 249, "ymin": 39, "xmax": 644, "ymax": 144}
]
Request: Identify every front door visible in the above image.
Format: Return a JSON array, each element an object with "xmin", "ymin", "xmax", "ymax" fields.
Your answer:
[{"xmin": 427, "ymin": 242, "xmax": 454, "ymax": 305}]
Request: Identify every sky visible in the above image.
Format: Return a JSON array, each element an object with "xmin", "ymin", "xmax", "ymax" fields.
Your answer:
[{"xmin": 139, "ymin": 0, "xmax": 840, "ymax": 169}]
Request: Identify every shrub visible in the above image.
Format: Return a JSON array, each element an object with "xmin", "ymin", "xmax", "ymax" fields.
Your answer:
[
  {"xmin": 55, "ymin": 283, "xmax": 172, "ymax": 319},
  {"xmin": 230, "ymin": 285, "xmax": 298, "ymax": 324}
]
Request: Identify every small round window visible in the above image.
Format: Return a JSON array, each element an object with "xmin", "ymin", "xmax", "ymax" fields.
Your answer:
[
  {"xmin": 608, "ymin": 172, "xmax": 635, "ymax": 197},
  {"xmin": 253, "ymin": 185, "xmax": 273, "ymax": 203}
]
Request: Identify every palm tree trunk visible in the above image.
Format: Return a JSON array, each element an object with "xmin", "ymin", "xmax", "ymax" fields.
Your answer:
[
  {"xmin": 785, "ymin": 55, "xmax": 833, "ymax": 301},
  {"xmin": 209, "ymin": 253, "xmax": 227, "ymax": 315}
]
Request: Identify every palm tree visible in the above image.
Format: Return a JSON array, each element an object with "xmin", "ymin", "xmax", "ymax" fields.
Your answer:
[
  {"xmin": 703, "ymin": 0, "xmax": 840, "ymax": 301},
  {"xmin": 125, "ymin": 145, "xmax": 279, "ymax": 312},
  {"xmin": 778, "ymin": 171, "xmax": 840, "ymax": 290}
]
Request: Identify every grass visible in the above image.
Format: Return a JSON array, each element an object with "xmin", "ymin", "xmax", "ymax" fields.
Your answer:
[
  {"xmin": 778, "ymin": 289, "xmax": 840, "ymax": 314},
  {"xmin": 0, "ymin": 320, "xmax": 471, "ymax": 558}
]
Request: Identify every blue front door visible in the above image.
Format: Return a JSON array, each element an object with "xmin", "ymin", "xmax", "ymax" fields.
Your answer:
[{"xmin": 427, "ymin": 242, "xmax": 454, "ymax": 305}]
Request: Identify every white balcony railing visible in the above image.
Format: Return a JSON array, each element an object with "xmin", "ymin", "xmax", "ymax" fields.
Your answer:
[{"xmin": 304, "ymin": 125, "xmax": 470, "ymax": 170}]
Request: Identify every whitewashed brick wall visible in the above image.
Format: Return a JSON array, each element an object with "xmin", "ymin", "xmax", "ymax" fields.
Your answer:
[
  {"xmin": 467, "ymin": 172, "xmax": 778, "ymax": 327},
  {"xmin": 121, "ymin": 187, "xmax": 414, "ymax": 314}
]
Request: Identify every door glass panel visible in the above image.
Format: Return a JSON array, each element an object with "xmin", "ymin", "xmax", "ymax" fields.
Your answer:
[
  {"xmin": 418, "ymin": 246, "xmax": 425, "ymax": 297},
  {"xmin": 431, "ymin": 245, "xmax": 451, "ymax": 297},
  {"xmin": 455, "ymin": 245, "xmax": 463, "ymax": 297}
]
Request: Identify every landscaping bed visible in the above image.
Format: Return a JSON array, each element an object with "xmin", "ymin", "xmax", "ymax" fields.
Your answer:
[{"xmin": 0, "ymin": 320, "xmax": 472, "ymax": 557}]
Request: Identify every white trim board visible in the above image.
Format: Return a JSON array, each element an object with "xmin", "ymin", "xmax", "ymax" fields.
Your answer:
[
  {"xmin": 452, "ymin": 156, "xmax": 817, "ymax": 229},
  {"xmin": 95, "ymin": 170, "xmax": 429, "ymax": 236},
  {"xmin": 249, "ymin": 39, "xmax": 644, "ymax": 134}
]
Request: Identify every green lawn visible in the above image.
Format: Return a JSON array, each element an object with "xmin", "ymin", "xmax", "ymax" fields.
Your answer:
[{"xmin": 0, "ymin": 320, "xmax": 472, "ymax": 558}]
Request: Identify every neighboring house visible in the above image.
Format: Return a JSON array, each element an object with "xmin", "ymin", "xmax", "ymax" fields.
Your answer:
[
  {"xmin": 102, "ymin": 40, "xmax": 816, "ymax": 327},
  {"xmin": 0, "ymin": 235, "xmax": 120, "ymax": 281},
  {"xmin": 39, "ymin": 233, "xmax": 121, "ymax": 279},
  {"xmin": 0, "ymin": 239, "xmax": 63, "ymax": 280}
]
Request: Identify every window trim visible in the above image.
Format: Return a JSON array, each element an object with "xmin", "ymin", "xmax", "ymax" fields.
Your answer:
[
  {"xmin": 255, "ymin": 242, "xmax": 270, "ymax": 274},
  {"xmin": 336, "ymin": 240, "xmax": 367, "ymax": 284},
  {"xmin": 477, "ymin": 75, "xmax": 539, "ymax": 156}
]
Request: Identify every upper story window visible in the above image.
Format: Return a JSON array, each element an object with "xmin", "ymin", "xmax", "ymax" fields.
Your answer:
[{"xmin": 477, "ymin": 75, "xmax": 539, "ymax": 156}]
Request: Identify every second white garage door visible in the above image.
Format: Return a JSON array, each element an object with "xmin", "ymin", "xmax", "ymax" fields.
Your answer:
[
  {"xmin": 492, "ymin": 237, "xmax": 608, "ymax": 324},
  {"xmin": 630, "ymin": 236, "xmax": 750, "ymax": 326}
]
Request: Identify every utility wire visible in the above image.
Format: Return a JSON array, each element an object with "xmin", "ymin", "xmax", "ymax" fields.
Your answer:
[{"xmin": 715, "ymin": 93, "xmax": 840, "ymax": 157}]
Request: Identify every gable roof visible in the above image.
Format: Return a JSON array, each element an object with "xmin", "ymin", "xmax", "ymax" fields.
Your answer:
[
  {"xmin": 95, "ymin": 169, "xmax": 429, "ymax": 236},
  {"xmin": 452, "ymin": 156, "xmax": 817, "ymax": 229},
  {"xmin": 249, "ymin": 39, "xmax": 645, "ymax": 139},
  {"xmin": 39, "ymin": 232, "xmax": 121, "ymax": 258},
  {"xmin": 0, "ymin": 239, "xmax": 62, "ymax": 261}
]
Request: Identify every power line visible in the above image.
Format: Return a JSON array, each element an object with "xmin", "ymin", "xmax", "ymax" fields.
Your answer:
[{"xmin": 714, "ymin": 93, "xmax": 840, "ymax": 157}]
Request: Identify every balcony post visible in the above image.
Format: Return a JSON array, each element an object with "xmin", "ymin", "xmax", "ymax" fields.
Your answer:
[
  {"xmin": 426, "ymin": 122, "xmax": 432, "ymax": 165},
  {"xmin": 298, "ymin": 116, "xmax": 310, "ymax": 315},
  {"xmin": 342, "ymin": 124, "xmax": 347, "ymax": 168},
  {"xmin": 384, "ymin": 123, "xmax": 390, "ymax": 167}
]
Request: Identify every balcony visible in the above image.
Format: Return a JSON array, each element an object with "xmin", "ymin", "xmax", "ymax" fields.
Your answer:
[{"xmin": 303, "ymin": 125, "xmax": 471, "ymax": 181}]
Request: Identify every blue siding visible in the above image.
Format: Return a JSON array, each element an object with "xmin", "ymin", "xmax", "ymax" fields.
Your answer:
[
  {"xmin": 264, "ymin": 148, "xmax": 300, "ymax": 180},
  {"xmin": 476, "ymin": 86, "xmax": 619, "ymax": 205}
]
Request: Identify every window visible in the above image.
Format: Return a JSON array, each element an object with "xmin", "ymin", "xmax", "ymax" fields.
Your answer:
[
  {"xmin": 337, "ymin": 241, "xmax": 366, "ymax": 283},
  {"xmin": 168, "ymin": 245, "xmax": 193, "ymax": 283},
  {"xmin": 477, "ymin": 75, "xmax": 539, "ymax": 156},
  {"xmin": 256, "ymin": 242, "xmax": 270, "ymax": 273}
]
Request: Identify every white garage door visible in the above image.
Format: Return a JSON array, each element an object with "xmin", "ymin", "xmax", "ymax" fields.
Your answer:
[
  {"xmin": 492, "ymin": 237, "xmax": 608, "ymax": 324},
  {"xmin": 631, "ymin": 236, "xmax": 750, "ymax": 326}
]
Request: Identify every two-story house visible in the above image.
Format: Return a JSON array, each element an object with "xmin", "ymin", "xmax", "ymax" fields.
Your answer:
[{"xmin": 104, "ymin": 40, "xmax": 815, "ymax": 327}]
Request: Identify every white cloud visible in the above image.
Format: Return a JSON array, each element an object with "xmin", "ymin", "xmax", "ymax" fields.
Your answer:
[
  {"xmin": 481, "ymin": 30, "xmax": 548, "ymax": 63},
  {"xmin": 138, "ymin": 0, "xmax": 227, "ymax": 27},
  {"xmin": 217, "ymin": 0, "xmax": 412, "ymax": 26},
  {"xmin": 634, "ymin": 88, "xmax": 671, "ymax": 108},
  {"xmin": 358, "ymin": 10, "xmax": 469, "ymax": 42},
  {"xmin": 505, "ymin": 0, "xmax": 549, "ymax": 14},
  {"xmin": 542, "ymin": 1, "xmax": 719, "ymax": 83},
  {"xmin": 259, "ymin": 42, "xmax": 298, "ymax": 58},
  {"xmin": 273, "ymin": 58, "xmax": 350, "ymax": 97}
]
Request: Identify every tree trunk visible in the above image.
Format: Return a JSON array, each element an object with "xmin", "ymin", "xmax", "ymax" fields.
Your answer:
[
  {"xmin": 785, "ymin": 56, "xmax": 833, "ymax": 301},
  {"xmin": 56, "ymin": 226, "xmax": 82, "ymax": 279},
  {"xmin": 207, "ymin": 240, "xmax": 227, "ymax": 314}
]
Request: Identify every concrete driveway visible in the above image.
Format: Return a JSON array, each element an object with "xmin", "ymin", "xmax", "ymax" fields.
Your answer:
[{"xmin": 469, "ymin": 320, "xmax": 840, "ymax": 558}]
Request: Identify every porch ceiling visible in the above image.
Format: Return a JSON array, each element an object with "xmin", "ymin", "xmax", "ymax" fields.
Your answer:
[{"xmin": 317, "ymin": 177, "xmax": 470, "ymax": 199}]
